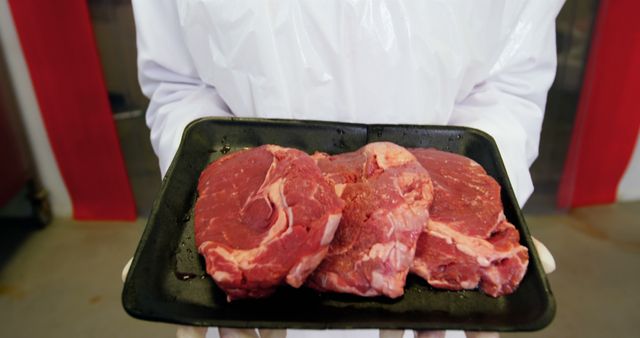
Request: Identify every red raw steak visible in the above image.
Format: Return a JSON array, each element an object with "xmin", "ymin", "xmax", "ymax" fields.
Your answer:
[
  {"xmin": 307, "ymin": 142, "xmax": 433, "ymax": 298},
  {"xmin": 410, "ymin": 148, "xmax": 528, "ymax": 297},
  {"xmin": 195, "ymin": 145, "xmax": 344, "ymax": 301}
]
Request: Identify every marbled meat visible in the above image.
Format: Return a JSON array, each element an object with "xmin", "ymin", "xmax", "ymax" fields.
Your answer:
[
  {"xmin": 195, "ymin": 145, "xmax": 344, "ymax": 301},
  {"xmin": 307, "ymin": 142, "xmax": 434, "ymax": 298},
  {"xmin": 410, "ymin": 148, "xmax": 528, "ymax": 297}
]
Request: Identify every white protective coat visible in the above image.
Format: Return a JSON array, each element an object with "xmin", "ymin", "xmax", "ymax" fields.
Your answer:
[{"xmin": 132, "ymin": 1, "xmax": 564, "ymax": 337}]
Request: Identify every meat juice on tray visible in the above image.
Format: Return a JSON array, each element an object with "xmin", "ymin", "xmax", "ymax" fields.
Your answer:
[{"xmin": 194, "ymin": 142, "xmax": 528, "ymax": 301}]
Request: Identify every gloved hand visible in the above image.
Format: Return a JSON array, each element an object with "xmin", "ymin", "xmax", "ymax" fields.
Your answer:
[
  {"xmin": 532, "ymin": 237, "xmax": 557, "ymax": 274},
  {"xmin": 121, "ymin": 237, "xmax": 555, "ymax": 338}
]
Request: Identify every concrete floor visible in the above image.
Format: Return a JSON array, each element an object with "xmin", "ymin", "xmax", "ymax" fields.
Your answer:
[
  {"xmin": 0, "ymin": 218, "xmax": 175, "ymax": 337},
  {"xmin": 2, "ymin": 116, "xmax": 639, "ymax": 337}
]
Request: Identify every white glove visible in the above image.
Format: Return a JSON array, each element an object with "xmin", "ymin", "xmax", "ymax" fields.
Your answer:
[
  {"xmin": 532, "ymin": 237, "xmax": 556, "ymax": 274},
  {"xmin": 216, "ymin": 329, "xmax": 286, "ymax": 338}
]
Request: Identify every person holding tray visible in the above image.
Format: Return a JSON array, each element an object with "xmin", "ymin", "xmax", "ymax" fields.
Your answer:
[{"xmin": 126, "ymin": 1, "xmax": 562, "ymax": 337}]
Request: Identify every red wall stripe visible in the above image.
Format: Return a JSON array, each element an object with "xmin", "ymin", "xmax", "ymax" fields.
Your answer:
[
  {"xmin": 558, "ymin": 0, "xmax": 640, "ymax": 208},
  {"xmin": 9, "ymin": 0, "xmax": 136, "ymax": 220}
]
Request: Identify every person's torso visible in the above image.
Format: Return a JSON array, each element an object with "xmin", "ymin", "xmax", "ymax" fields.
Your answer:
[{"xmin": 177, "ymin": 0, "xmax": 525, "ymax": 124}]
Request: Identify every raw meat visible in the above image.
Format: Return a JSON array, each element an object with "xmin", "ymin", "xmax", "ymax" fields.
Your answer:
[
  {"xmin": 410, "ymin": 148, "xmax": 528, "ymax": 297},
  {"xmin": 194, "ymin": 145, "xmax": 344, "ymax": 301},
  {"xmin": 307, "ymin": 142, "xmax": 433, "ymax": 298}
]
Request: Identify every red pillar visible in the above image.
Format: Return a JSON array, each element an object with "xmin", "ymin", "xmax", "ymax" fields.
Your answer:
[
  {"xmin": 558, "ymin": 0, "xmax": 640, "ymax": 208},
  {"xmin": 9, "ymin": 0, "xmax": 136, "ymax": 220}
]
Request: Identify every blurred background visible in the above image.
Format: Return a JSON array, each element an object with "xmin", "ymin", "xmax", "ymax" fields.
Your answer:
[{"xmin": 1, "ymin": 0, "xmax": 638, "ymax": 337}]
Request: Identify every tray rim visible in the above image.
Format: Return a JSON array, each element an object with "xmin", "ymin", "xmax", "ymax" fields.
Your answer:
[{"xmin": 122, "ymin": 117, "xmax": 556, "ymax": 331}]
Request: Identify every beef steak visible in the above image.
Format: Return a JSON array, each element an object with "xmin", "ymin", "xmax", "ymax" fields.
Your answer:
[
  {"xmin": 410, "ymin": 148, "xmax": 528, "ymax": 297},
  {"xmin": 307, "ymin": 142, "xmax": 433, "ymax": 298},
  {"xmin": 194, "ymin": 145, "xmax": 344, "ymax": 301}
]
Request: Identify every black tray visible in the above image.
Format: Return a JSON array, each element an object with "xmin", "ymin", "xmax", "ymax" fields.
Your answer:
[{"xmin": 122, "ymin": 117, "xmax": 555, "ymax": 331}]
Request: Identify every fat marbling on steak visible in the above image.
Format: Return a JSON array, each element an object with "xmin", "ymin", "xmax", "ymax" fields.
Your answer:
[
  {"xmin": 307, "ymin": 142, "xmax": 433, "ymax": 298},
  {"xmin": 194, "ymin": 145, "xmax": 344, "ymax": 301},
  {"xmin": 410, "ymin": 148, "xmax": 529, "ymax": 297}
]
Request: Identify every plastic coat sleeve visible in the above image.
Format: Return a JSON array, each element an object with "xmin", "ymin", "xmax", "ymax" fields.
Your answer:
[
  {"xmin": 448, "ymin": 0, "xmax": 564, "ymax": 206},
  {"xmin": 132, "ymin": 0, "xmax": 233, "ymax": 176}
]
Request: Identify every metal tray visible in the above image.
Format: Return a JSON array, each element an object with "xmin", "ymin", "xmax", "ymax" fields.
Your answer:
[{"xmin": 122, "ymin": 117, "xmax": 555, "ymax": 331}]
